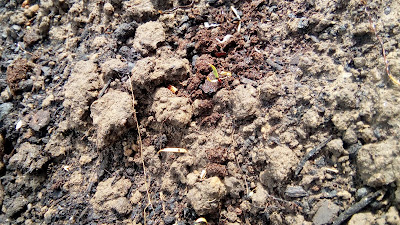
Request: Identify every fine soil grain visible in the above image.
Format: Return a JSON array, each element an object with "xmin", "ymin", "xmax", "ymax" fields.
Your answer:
[{"xmin": 0, "ymin": 0, "xmax": 400, "ymax": 224}]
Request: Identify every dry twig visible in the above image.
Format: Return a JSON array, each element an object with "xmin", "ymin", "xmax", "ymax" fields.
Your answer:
[
  {"xmin": 361, "ymin": 1, "xmax": 400, "ymax": 86},
  {"xmin": 127, "ymin": 75, "xmax": 153, "ymax": 223},
  {"xmin": 332, "ymin": 190, "xmax": 383, "ymax": 225},
  {"xmin": 295, "ymin": 136, "xmax": 332, "ymax": 176}
]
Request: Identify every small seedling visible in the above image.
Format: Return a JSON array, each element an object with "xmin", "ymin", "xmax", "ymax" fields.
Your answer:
[{"xmin": 207, "ymin": 64, "xmax": 232, "ymax": 83}]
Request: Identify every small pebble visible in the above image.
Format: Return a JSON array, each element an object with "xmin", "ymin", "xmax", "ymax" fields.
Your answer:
[
  {"xmin": 384, "ymin": 7, "xmax": 391, "ymax": 15},
  {"xmin": 12, "ymin": 25, "xmax": 21, "ymax": 31},
  {"xmin": 285, "ymin": 186, "xmax": 308, "ymax": 198},
  {"xmin": 356, "ymin": 187, "xmax": 369, "ymax": 200},
  {"xmin": 337, "ymin": 190, "xmax": 352, "ymax": 200},
  {"xmin": 0, "ymin": 103, "xmax": 13, "ymax": 120},
  {"xmin": 298, "ymin": 17, "xmax": 309, "ymax": 29},
  {"xmin": 29, "ymin": 109, "xmax": 51, "ymax": 131},
  {"xmin": 312, "ymin": 200, "xmax": 340, "ymax": 225},
  {"xmin": 163, "ymin": 216, "xmax": 175, "ymax": 225},
  {"xmin": 104, "ymin": 2, "xmax": 114, "ymax": 15}
]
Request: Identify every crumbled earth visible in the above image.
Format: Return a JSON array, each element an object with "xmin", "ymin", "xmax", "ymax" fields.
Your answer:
[
  {"xmin": 1, "ymin": 0, "xmax": 400, "ymax": 224},
  {"xmin": 187, "ymin": 176, "xmax": 227, "ymax": 215},
  {"xmin": 90, "ymin": 177, "xmax": 133, "ymax": 215},
  {"xmin": 90, "ymin": 89, "xmax": 134, "ymax": 147}
]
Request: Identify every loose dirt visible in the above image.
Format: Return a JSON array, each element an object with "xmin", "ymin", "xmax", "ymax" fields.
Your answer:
[{"xmin": 1, "ymin": 0, "xmax": 400, "ymax": 224}]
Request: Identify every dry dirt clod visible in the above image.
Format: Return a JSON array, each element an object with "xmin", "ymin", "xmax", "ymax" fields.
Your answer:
[
  {"xmin": 130, "ymin": 50, "xmax": 190, "ymax": 90},
  {"xmin": 133, "ymin": 21, "xmax": 165, "ymax": 55},
  {"xmin": 150, "ymin": 87, "xmax": 193, "ymax": 127},
  {"xmin": 100, "ymin": 58, "xmax": 127, "ymax": 82},
  {"xmin": 90, "ymin": 177, "xmax": 132, "ymax": 215},
  {"xmin": 259, "ymin": 145, "xmax": 298, "ymax": 189},
  {"xmin": 23, "ymin": 28, "xmax": 42, "ymax": 47},
  {"xmin": 5, "ymin": 196, "xmax": 28, "ymax": 218},
  {"xmin": 251, "ymin": 183, "xmax": 269, "ymax": 208},
  {"xmin": 63, "ymin": 60, "xmax": 102, "ymax": 128},
  {"xmin": 90, "ymin": 89, "xmax": 134, "ymax": 147},
  {"xmin": 214, "ymin": 84, "xmax": 260, "ymax": 120},
  {"xmin": 123, "ymin": 0, "xmax": 156, "ymax": 22},
  {"xmin": 7, "ymin": 142, "xmax": 49, "ymax": 172},
  {"xmin": 224, "ymin": 177, "xmax": 244, "ymax": 198},
  {"xmin": 187, "ymin": 176, "xmax": 227, "ymax": 215},
  {"xmin": 206, "ymin": 163, "xmax": 227, "ymax": 177},
  {"xmin": 357, "ymin": 138, "xmax": 400, "ymax": 187},
  {"xmin": 206, "ymin": 147, "xmax": 227, "ymax": 163},
  {"xmin": 29, "ymin": 109, "xmax": 51, "ymax": 131},
  {"xmin": 6, "ymin": 58, "xmax": 34, "ymax": 94}
]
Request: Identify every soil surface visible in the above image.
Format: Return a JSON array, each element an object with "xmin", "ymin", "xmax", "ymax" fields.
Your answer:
[{"xmin": 1, "ymin": 0, "xmax": 400, "ymax": 224}]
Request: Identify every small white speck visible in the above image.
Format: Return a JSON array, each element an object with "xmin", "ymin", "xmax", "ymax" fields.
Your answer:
[
  {"xmin": 216, "ymin": 34, "xmax": 233, "ymax": 44},
  {"xmin": 204, "ymin": 22, "xmax": 220, "ymax": 28},
  {"xmin": 16, "ymin": 120, "xmax": 23, "ymax": 130}
]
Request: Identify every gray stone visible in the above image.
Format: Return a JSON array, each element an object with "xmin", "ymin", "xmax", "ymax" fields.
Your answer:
[
  {"xmin": 0, "ymin": 103, "xmax": 13, "ymax": 120},
  {"xmin": 285, "ymin": 186, "xmax": 308, "ymax": 198},
  {"xmin": 113, "ymin": 22, "xmax": 138, "ymax": 42},
  {"xmin": 29, "ymin": 110, "xmax": 51, "ymax": 131},
  {"xmin": 355, "ymin": 187, "xmax": 370, "ymax": 200},
  {"xmin": 312, "ymin": 200, "xmax": 340, "ymax": 225},
  {"xmin": 11, "ymin": 25, "xmax": 21, "ymax": 31}
]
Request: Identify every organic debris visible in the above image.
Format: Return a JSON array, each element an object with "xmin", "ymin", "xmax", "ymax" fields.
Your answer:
[
  {"xmin": 361, "ymin": 0, "xmax": 400, "ymax": 86},
  {"xmin": 167, "ymin": 84, "xmax": 178, "ymax": 94},
  {"xmin": 216, "ymin": 35, "xmax": 233, "ymax": 44},
  {"xmin": 157, "ymin": 147, "xmax": 188, "ymax": 154},
  {"xmin": 194, "ymin": 217, "xmax": 208, "ymax": 225},
  {"xmin": 128, "ymin": 75, "xmax": 153, "ymax": 222},
  {"xmin": 332, "ymin": 190, "xmax": 384, "ymax": 225},
  {"xmin": 0, "ymin": 0, "xmax": 398, "ymax": 224},
  {"xmin": 231, "ymin": 6, "xmax": 242, "ymax": 33},
  {"xmin": 295, "ymin": 136, "xmax": 332, "ymax": 176},
  {"xmin": 204, "ymin": 22, "xmax": 220, "ymax": 28}
]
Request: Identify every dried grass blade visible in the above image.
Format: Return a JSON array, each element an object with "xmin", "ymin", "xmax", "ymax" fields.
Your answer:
[{"xmin": 158, "ymin": 148, "xmax": 188, "ymax": 154}]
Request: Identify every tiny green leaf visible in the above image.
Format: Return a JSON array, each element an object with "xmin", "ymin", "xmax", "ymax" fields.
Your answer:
[{"xmin": 209, "ymin": 64, "xmax": 219, "ymax": 79}]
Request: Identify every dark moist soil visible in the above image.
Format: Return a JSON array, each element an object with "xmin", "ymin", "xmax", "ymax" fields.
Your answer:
[{"xmin": 1, "ymin": 0, "xmax": 400, "ymax": 224}]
